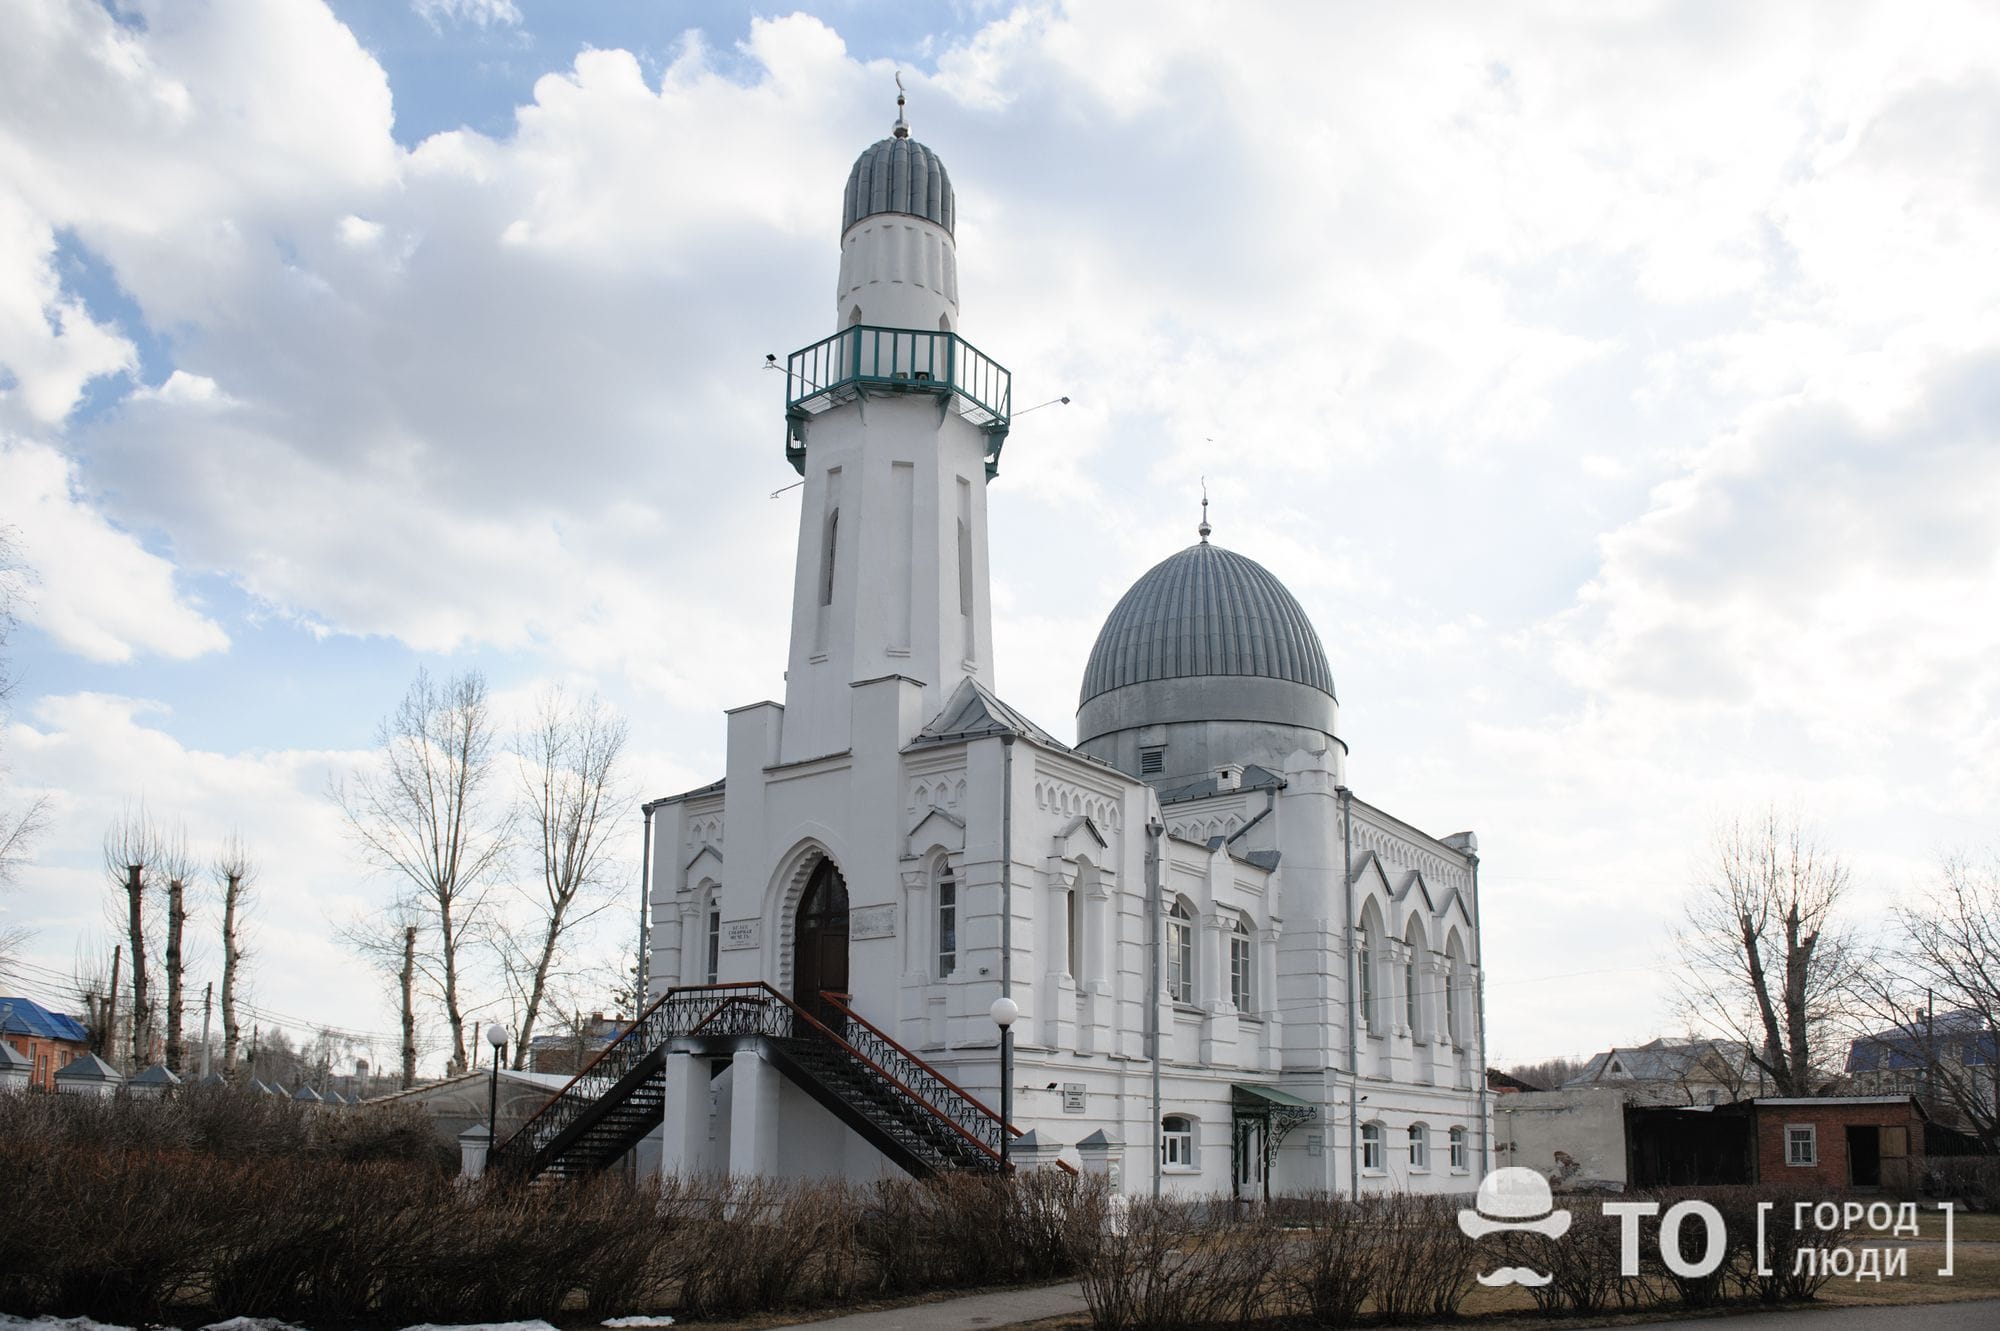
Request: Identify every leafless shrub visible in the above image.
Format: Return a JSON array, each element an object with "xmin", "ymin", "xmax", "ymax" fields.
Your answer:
[
  {"xmin": 1490, "ymin": 1207, "xmax": 1661, "ymax": 1315},
  {"xmin": 1365, "ymin": 1193, "xmax": 1472, "ymax": 1322},
  {"xmin": 1275, "ymin": 1193, "xmax": 1377, "ymax": 1328},
  {"xmin": 1928, "ymin": 1156, "xmax": 2000, "ymax": 1212}
]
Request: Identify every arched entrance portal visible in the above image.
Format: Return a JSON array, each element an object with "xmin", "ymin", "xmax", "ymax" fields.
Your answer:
[{"xmin": 794, "ymin": 859, "xmax": 850, "ymax": 1025}]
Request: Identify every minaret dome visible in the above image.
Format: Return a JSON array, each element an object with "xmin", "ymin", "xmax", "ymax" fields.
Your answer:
[{"xmin": 835, "ymin": 93, "xmax": 960, "ymax": 331}]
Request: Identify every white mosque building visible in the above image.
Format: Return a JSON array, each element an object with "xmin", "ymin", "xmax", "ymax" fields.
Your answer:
[{"xmin": 550, "ymin": 103, "xmax": 1491, "ymax": 1199}]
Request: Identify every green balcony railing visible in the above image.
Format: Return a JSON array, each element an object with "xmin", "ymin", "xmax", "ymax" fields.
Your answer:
[{"xmin": 785, "ymin": 325, "xmax": 1012, "ymax": 476}]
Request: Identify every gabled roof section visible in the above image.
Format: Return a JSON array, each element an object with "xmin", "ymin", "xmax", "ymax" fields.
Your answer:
[
  {"xmin": 910, "ymin": 678, "xmax": 1069, "ymax": 751},
  {"xmin": 1394, "ymin": 870, "xmax": 1436, "ymax": 912},
  {"xmin": 1348, "ymin": 850, "xmax": 1394, "ymax": 895},
  {"xmin": 908, "ymin": 805, "xmax": 967, "ymax": 855},
  {"xmin": 1058, "ymin": 815, "xmax": 1107, "ymax": 850},
  {"xmin": 684, "ymin": 843, "xmax": 725, "ymax": 881}
]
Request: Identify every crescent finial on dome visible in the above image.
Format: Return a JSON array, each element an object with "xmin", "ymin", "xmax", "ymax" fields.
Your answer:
[{"xmin": 893, "ymin": 71, "xmax": 909, "ymax": 139}]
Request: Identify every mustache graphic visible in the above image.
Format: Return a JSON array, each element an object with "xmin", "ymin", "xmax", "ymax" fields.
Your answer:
[{"xmin": 1476, "ymin": 1267, "xmax": 1553, "ymax": 1288}]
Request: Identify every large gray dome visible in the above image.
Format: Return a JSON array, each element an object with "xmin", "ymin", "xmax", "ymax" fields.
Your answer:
[
  {"xmin": 842, "ymin": 136, "xmax": 955, "ymax": 236},
  {"xmin": 1080, "ymin": 542, "xmax": 1335, "ymax": 706}
]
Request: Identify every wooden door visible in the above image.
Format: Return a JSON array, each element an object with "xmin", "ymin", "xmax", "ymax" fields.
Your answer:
[{"xmin": 794, "ymin": 859, "xmax": 850, "ymax": 1026}]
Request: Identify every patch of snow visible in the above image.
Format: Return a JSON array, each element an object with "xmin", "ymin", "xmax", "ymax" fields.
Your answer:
[
  {"xmin": 602, "ymin": 1319, "xmax": 676, "ymax": 1327},
  {"xmin": 203, "ymin": 1319, "xmax": 308, "ymax": 1331},
  {"xmin": 1, "ymin": 1317, "xmax": 140, "ymax": 1331},
  {"xmin": 398, "ymin": 1323, "xmax": 562, "ymax": 1331}
]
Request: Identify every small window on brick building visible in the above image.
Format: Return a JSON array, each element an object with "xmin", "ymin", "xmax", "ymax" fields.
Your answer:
[{"xmin": 1786, "ymin": 1123, "xmax": 1817, "ymax": 1166}]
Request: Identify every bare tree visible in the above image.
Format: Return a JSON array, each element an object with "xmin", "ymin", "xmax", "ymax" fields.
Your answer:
[
  {"xmin": 333, "ymin": 669, "xmax": 508, "ymax": 1076},
  {"xmin": 157, "ymin": 825, "xmax": 194, "ymax": 1073},
  {"xmin": 1674, "ymin": 806, "xmax": 1858, "ymax": 1096},
  {"xmin": 333, "ymin": 885, "xmax": 434, "ymax": 1088},
  {"xmin": 1850, "ymin": 854, "xmax": 2000, "ymax": 1149},
  {"xmin": 104, "ymin": 807, "xmax": 164, "ymax": 1070},
  {"xmin": 501, "ymin": 686, "xmax": 631, "ymax": 1068},
  {"xmin": 214, "ymin": 834, "xmax": 257, "ymax": 1076}
]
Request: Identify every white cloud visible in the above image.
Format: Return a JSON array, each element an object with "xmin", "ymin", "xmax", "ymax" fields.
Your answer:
[{"xmin": 0, "ymin": 436, "xmax": 229, "ymax": 663}]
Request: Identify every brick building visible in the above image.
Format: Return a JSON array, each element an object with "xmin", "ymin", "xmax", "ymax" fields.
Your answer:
[
  {"xmin": 1751, "ymin": 1095, "xmax": 1926, "ymax": 1191},
  {"xmin": 0, "ymin": 997, "xmax": 91, "ymax": 1091}
]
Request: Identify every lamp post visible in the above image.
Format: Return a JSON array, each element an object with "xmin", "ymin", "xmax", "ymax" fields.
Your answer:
[
  {"xmin": 484, "ymin": 1022, "xmax": 508, "ymax": 1169},
  {"xmin": 989, "ymin": 996, "xmax": 1018, "ymax": 1167}
]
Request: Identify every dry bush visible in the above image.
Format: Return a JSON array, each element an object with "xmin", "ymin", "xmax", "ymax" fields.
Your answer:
[
  {"xmin": 1737, "ymin": 1186, "xmax": 1851, "ymax": 1303},
  {"xmin": 1488, "ymin": 1207, "xmax": 1661, "ymax": 1316},
  {"xmin": 1079, "ymin": 1197, "xmax": 1281, "ymax": 1331},
  {"xmin": 0, "ymin": 1099, "xmax": 1106, "ymax": 1326},
  {"xmin": 1364, "ymin": 1194, "xmax": 1472, "ymax": 1322},
  {"xmin": 1018, "ymin": 1167, "xmax": 1111, "ymax": 1276},
  {"xmin": 0, "ymin": 1085, "xmax": 450, "ymax": 1171},
  {"xmin": 1929, "ymin": 1156, "xmax": 2000, "ymax": 1211},
  {"xmin": 1276, "ymin": 1194, "xmax": 1377, "ymax": 1328},
  {"xmin": 668, "ymin": 1177, "xmax": 864, "ymax": 1316}
]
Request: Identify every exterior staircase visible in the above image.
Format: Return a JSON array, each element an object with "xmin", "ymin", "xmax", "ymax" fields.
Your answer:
[{"xmin": 490, "ymin": 982, "xmax": 1013, "ymax": 1182}]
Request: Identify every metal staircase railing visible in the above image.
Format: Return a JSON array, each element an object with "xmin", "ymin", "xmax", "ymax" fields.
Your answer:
[{"xmin": 489, "ymin": 982, "xmax": 1014, "ymax": 1181}]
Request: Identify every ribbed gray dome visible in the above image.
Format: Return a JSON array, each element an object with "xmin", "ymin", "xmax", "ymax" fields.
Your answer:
[
  {"xmin": 842, "ymin": 136, "xmax": 955, "ymax": 236},
  {"xmin": 1080, "ymin": 543, "xmax": 1335, "ymax": 706}
]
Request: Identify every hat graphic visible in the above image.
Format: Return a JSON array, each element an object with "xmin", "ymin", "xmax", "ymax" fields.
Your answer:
[{"xmin": 1457, "ymin": 1167, "xmax": 1572, "ymax": 1240}]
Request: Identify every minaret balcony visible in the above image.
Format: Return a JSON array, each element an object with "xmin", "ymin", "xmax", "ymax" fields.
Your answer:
[{"xmin": 785, "ymin": 325, "xmax": 1012, "ymax": 477}]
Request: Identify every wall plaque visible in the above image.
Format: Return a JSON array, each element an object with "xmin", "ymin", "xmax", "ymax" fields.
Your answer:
[
  {"xmin": 1062, "ymin": 1083, "xmax": 1087, "ymax": 1113},
  {"xmin": 851, "ymin": 905, "xmax": 897, "ymax": 940},
  {"xmin": 721, "ymin": 919, "xmax": 760, "ymax": 950}
]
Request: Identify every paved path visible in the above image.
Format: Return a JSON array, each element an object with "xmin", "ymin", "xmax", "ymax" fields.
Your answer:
[
  {"xmin": 781, "ymin": 1281, "xmax": 1085, "ymax": 1330},
  {"xmin": 1623, "ymin": 1300, "xmax": 2000, "ymax": 1330},
  {"xmin": 782, "ymin": 1289, "xmax": 2000, "ymax": 1331}
]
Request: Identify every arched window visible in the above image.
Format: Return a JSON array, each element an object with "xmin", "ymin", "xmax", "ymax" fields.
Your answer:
[
  {"xmin": 1066, "ymin": 886, "xmax": 1083, "ymax": 979},
  {"xmin": 1449, "ymin": 1125, "xmax": 1469, "ymax": 1172},
  {"xmin": 1229, "ymin": 914, "xmax": 1254, "ymax": 1013},
  {"xmin": 1403, "ymin": 919, "xmax": 1427, "ymax": 1037},
  {"xmin": 1408, "ymin": 1122, "xmax": 1429, "ymax": 1170},
  {"xmin": 1357, "ymin": 912, "xmax": 1378, "ymax": 1033},
  {"xmin": 1166, "ymin": 899, "xmax": 1193, "ymax": 1004},
  {"xmin": 936, "ymin": 863, "xmax": 958, "ymax": 979},
  {"xmin": 1161, "ymin": 1114, "xmax": 1196, "ymax": 1169},
  {"xmin": 1360, "ymin": 1120, "xmax": 1385, "ymax": 1172},
  {"xmin": 1444, "ymin": 933, "xmax": 1466, "ymax": 1046},
  {"xmin": 820, "ymin": 509, "xmax": 839, "ymax": 606}
]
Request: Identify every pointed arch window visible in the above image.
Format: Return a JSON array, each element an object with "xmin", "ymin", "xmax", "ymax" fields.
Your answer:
[
  {"xmin": 936, "ymin": 863, "xmax": 958, "ymax": 979},
  {"xmin": 1357, "ymin": 919, "xmax": 1376, "ymax": 1033},
  {"xmin": 820, "ymin": 509, "xmax": 840, "ymax": 606}
]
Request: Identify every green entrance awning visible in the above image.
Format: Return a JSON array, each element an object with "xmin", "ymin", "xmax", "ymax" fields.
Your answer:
[{"xmin": 1232, "ymin": 1083, "xmax": 1318, "ymax": 1113}]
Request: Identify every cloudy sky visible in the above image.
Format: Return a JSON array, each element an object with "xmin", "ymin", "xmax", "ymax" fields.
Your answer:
[{"xmin": 2, "ymin": 0, "xmax": 1997, "ymax": 1073}]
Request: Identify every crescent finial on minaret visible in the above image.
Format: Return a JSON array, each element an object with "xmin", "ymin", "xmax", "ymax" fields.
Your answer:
[
  {"xmin": 1199, "ymin": 477, "xmax": 1212, "ymax": 542},
  {"xmin": 893, "ymin": 71, "xmax": 909, "ymax": 139}
]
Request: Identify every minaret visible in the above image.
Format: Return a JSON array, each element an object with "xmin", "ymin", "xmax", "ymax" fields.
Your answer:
[{"xmin": 776, "ymin": 90, "xmax": 1011, "ymax": 762}]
